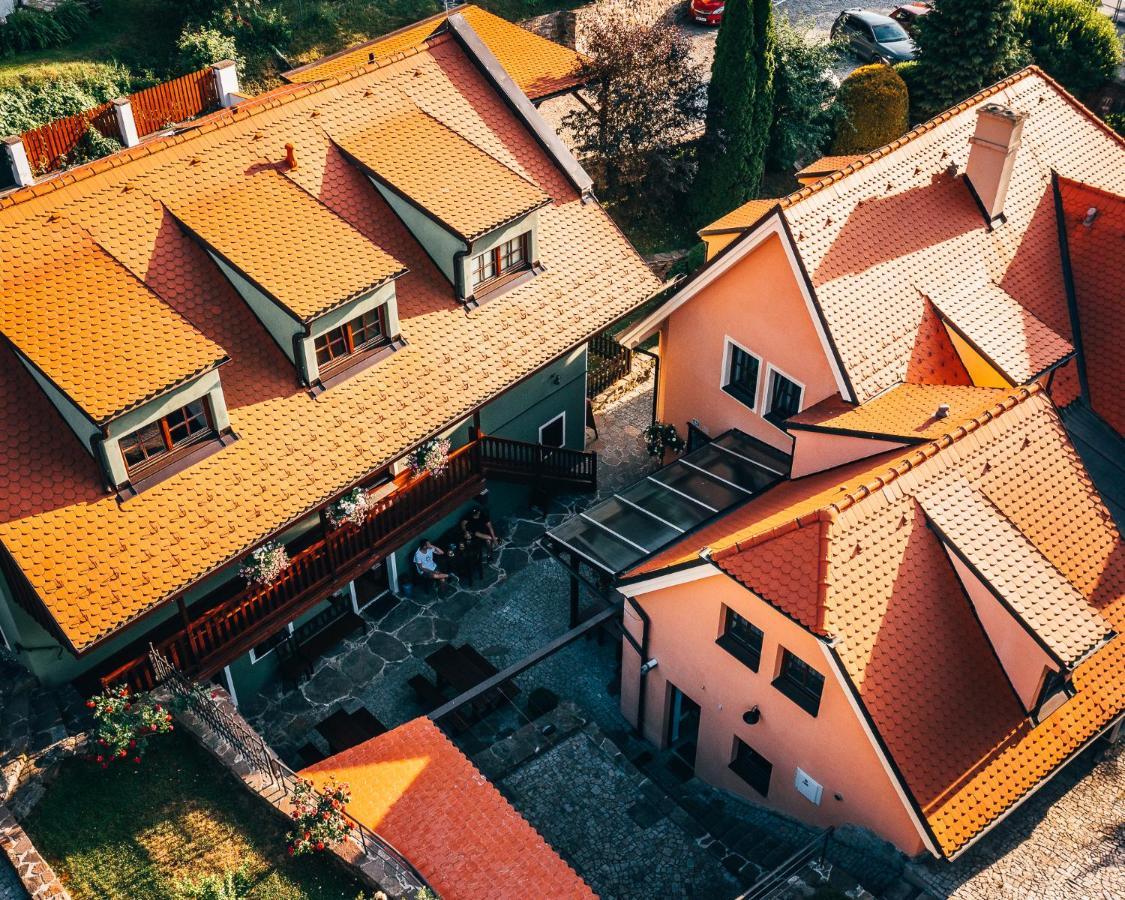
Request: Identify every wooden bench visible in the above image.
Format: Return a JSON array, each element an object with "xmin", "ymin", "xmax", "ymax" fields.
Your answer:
[{"xmin": 279, "ymin": 609, "xmax": 366, "ymax": 686}]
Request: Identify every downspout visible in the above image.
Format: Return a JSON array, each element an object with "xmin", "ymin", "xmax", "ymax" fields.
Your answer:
[
  {"xmin": 632, "ymin": 345, "xmax": 660, "ymax": 427},
  {"xmin": 454, "ymin": 237, "xmax": 476, "ymax": 306}
]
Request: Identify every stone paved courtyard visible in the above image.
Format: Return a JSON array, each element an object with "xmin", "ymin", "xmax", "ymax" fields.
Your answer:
[{"xmin": 0, "ymin": 858, "xmax": 24, "ymax": 900}]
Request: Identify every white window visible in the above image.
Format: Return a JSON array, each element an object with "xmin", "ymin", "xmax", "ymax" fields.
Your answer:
[
  {"xmin": 539, "ymin": 412, "xmax": 566, "ymax": 447},
  {"xmin": 249, "ymin": 622, "xmax": 294, "ymax": 664},
  {"xmin": 763, "ymin": 364, "xmax": 805, "ymax": 426},
  {"xmin": 721, "ymin": 338, "xmax": 762, "ymax": 411},
  {"xmin": 472, "ymin": 232, "xmax": 530, "ymax": 290}
]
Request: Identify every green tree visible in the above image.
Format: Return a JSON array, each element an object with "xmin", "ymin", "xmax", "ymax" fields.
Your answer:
[
  {"xmin": 911, "ymin": 0, "xmax": 1025, "ymax": 118},
  {"xmin": 768, "ymin": 18, "xmax": 843, "ymax": 172},
  {"xmin": 692, "ymin": 0, "xmax": 776, "ymax": 227},
  {"xmin": 176, "ymin": 25, "xmax": 241, "ymax": 71},
  {"xmin": 831, "ymin": 64, "xmax": 910, "ymax": 154},
  {"xmin": 1018, "ymin": 0, "xmax": 1123, "ymax": 96}
]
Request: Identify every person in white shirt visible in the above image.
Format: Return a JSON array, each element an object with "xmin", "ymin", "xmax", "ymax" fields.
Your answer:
[{"xmin": 413, "ymin": 538, "xmax": 449, "ymax": 585}]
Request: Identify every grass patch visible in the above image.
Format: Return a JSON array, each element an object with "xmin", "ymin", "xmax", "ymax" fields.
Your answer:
[{"xmin": 23, "ymin": 730, "xmax": 370, "ymax": 900}]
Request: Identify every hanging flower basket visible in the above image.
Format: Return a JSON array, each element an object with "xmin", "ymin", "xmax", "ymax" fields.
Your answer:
[
  {"xmin": 643, "ymin": 421, "xmax": 685, "ymax": 459},
  {"xmin": 326, "ymin": 487, "xmax": 374, "ymax": 529},
  {"xmin": 286, "ymin": 777, "xmax": 352, "ymax": 857},
  {"xmin": 240, "ymin": 541, "xmax": 290, "ymax": 588},
  {"xmin": 407, "ymin": 437, "xmax": 451, "ymax": 478}
]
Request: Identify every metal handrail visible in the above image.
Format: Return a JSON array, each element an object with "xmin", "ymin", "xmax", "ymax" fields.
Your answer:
[
  {"xmin": 149, "ymin": 649, "xmax": 431, "ymax": 895},
  {"xmin": 736, "ymin": 827, "xmax": 833, "ymax": 900}
]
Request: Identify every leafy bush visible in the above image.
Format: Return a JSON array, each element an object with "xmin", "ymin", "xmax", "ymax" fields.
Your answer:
[
  {"xmin": 768, "ymin": 17, "xmax": 842, "ymax": 172},
  {"xmin": 55, "ymin": 124, "xmax": 123, "ymax": 173},
  {"xmin": 85, "ymin": 684, "xmax": 174, "ymax": 767},
  {"xmin": 177, "ymin": 24, "xmax": 241, "ymax": 71},
  {"xmin": 177, "ymin": 865, "xmax": 254, "ymax": 900},
  {"xmin": 286, "ymin": 777, "xmax": 352, "ymax": 856},
  {"xmin": 1017, "ymin": 0, "xmax": 1123, "ymax": 96},
  {"xmin": 50, "ymin": 0, "xmax": 94, "ymax": 37},
  {"xmin": 0, "ymin": 63, "xmax": 133, "ymax": 135},
  {"xmin": 831, "ymin": 64, "xmax": 909, "ymax": 154},
  {"xmin": 1107, "ymin": 111, "xmax": 1125, "ymax": 137},
  {"xmin": 0, "ymin": 9, "xmax": 70, "ymax": 56},
  {"xmin": 643, "ymin": 422, "xmax": 685, "ymax": 458}
]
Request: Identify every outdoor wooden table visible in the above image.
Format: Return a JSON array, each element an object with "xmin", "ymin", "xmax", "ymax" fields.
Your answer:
[
  {"xmin": 315, "ymin": 707, "xmax": 387, "ymax": 755},
  {"xmin": 425, "ymin": 644, "xmax": 519, "ymax": 716}
]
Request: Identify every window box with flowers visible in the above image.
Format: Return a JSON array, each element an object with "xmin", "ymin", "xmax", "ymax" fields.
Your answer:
[
  {"xmin": 407, "ymin": 437, "xmax": 451, "ymax": 478},
  {"xmin": 326, "ymin": 487, "xmax": 374, "ymax": 530},
  {"xmin": 240, "ymin": 541, "xmax": 290, "ymax": 588}
]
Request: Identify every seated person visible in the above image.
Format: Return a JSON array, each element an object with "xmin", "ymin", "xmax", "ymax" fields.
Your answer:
[
  {"xmin": 413, "ymin": 539, "xmax": 448, "ymax": 584},
  {"xmin": 457, "ymin": 517, "xmax": 485, "ymax": 582},
  {"xmin": 467, "ymin": 505, "xmax": 499, "ymax": 557}
]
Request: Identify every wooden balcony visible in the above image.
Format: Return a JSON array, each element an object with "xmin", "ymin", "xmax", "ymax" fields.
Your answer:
[{"xmin": 99, "ymin": 435, "xmax": 597, "ymax": 691}]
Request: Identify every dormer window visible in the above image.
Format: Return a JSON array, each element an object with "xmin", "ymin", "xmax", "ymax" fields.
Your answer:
[
  {"xmin": 472, "ymin": 232, "xmax": 530, "ymax": 291},
  {"xmin": 314, "ymin": 307, "xmax": 389, "ymax": 373},
  {"xmin": 120, "ymin": 399, "xmax": 215, "ymax": 475}
]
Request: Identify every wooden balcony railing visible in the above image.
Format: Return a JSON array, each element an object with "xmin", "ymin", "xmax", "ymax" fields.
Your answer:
[{"xmin": 100, "ymin": 435, "xmax": 596, "ymax": 691}]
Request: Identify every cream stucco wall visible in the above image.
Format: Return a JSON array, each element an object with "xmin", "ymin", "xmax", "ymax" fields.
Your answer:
[
  {"xmin": 657, "ymin": 233, "xmax": 841, "ymax": 454},
  {"xmin": 790, "ymin": 430, "xmax": 910, "ymax": 478},
  {"xmin": 620, "ymin": 572, "xmax": 927, "ymax": 855}
]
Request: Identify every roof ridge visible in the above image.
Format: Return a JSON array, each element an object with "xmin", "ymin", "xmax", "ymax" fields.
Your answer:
[
  {"xmin": 0, "ymin": 37, "xmax": 451, "ymax": 213},
  {"xmin": 700, "ymin": 65, "xmax": 1110, "ymax": 237},
  {"xmin": 712, "ymin": 385, "xmax": 1041, "ymax": 561}
]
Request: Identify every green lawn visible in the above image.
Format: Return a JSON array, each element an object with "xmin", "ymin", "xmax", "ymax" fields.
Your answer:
[{"xmin": 23, "ymin": 730, "xmax": 370, "ymax": 900}]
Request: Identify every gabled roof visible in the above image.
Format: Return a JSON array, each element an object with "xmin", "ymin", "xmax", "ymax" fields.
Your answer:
[
  {"xmin": 0, "ymin": 226, "xmax": 226, "ymax": 424},
  {"xmin": 167, "ymin": 168, "xmax": 407, "ymax": 322},
  {"xmin": 794, "ymin": 155, "xmax": 863, "ymax": 181},
  {"xmin": 282, "ymin": 4, "xmax": 586, "ymax": 101},
  {"xmin": 788, "ymin": 383, "xmax": 1008, "ymax": 442},
  {"xmin": 693, "ymin": 68, "xmax": 1124, "ymax": 402},
  {"xmin": 0, "ymin": 29, "xmax": 658, "ymax": 653},
  {"xmin": 330, "ymin": 99, "xmax": 550, "ymax": 242},
  {"xmin": 640, "ymin": 388, "xmax": 1124, "ymax": 857},
  {"xmin": 302, "ymin": 718, "xmax": 596, "ymax": 899}
]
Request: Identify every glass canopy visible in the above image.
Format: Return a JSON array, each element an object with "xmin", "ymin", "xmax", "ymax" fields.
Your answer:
[{"xmin": 546, "ymin": 431, "xmax": 789, "ymax": 576}]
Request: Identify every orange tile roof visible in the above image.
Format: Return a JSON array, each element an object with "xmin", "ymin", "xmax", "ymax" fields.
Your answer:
[
  {"xmin": 0, "ymin": 34, "xmax": 658, "ymax": 652},
  {"xmin": 794, "ymin": 155, "xmax": 863, "ymax": 179},
  {"xmin": 166, "ymin": 168, "xmax": 407, "ymax": 322},
  {"xmin": 302, "ymin": 717, "xmax": 595, "ymax": 899},
  {"xmin": 699, "ymin": 68, "xmax": 1125, "ymax": 402},
  {"xmin": 0, "ymin": 227, "xmax": 226, "ymax": 424},
  {"xmin": 788, "ymin": 383, "xmax": 1009, "ymax": 442},
  {"xmin": 640, "ymin": 388, "xmax": 1124, "ymax": 857},
  {"xmin": 283, "ymin": 5, "xmax": 586, "ymax": 101},
  {"xmin": 1057, "ymin": 178, "xmax": 1125, "ymax": 436},
  {"xmin": 330, "ymin": 99, "xmax": 550, "ymax": 241}
]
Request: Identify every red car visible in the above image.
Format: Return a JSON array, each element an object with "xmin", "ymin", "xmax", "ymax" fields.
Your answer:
[
  {"xmin": 689, "ymin": 0, "xmax": 725, "ymax": 26},
  {"xmin": 890, "ymin": 2, "xmax": 933, "ymax": 36}
]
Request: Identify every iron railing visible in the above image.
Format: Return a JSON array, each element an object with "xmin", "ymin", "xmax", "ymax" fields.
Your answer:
[
  {"xmin": 587, "ymin": 331, "xmax": 633, "ymax": 399},
  {"xmin": 150, "ymin": 649, "xmax": 431, "ymax": 896},
  {"xmin": 737, "ymin": 828, "xmax": 833, "ymax": 900}
]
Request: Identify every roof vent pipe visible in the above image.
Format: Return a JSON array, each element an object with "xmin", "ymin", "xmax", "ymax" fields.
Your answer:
[
  {"xmin": 935, "ymin": 403, "xmax": 950, "ymax": 419},
  {"xmin": 1083, "ymin": 207, "xmax": 1099, "ymax": 228},
  {"xmin": 965, "ymin": 103, "xmax": 1027, "ymax": 226},
  {"xmin": 285, "ymin": 143, "xmax": 298, "ymax": 170}
]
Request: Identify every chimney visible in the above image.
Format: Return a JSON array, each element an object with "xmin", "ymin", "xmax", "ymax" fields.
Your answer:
[
  {"xmin": 211, "ymin": 59, "xmax": 241, "ymax": 108},
  {"xmin": 112, "ymin": 97, "xmax": 140, "ymax": 148},
  {"xmin": 2, "ymin": 136, "xmax": 34, "ymax": 188},
  {"xmin": 285, "ymin": 143, "xmax": 298, "ymax": 170},
  {"xmin": 965, "ymin": 103, "xmax": 1027, "ymax": 225}
]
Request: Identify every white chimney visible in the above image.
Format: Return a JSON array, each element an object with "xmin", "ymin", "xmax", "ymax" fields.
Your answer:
[
  {"xmin": 965, "ymin": 103, "xmax": 1027, "ymax": 225},
  {"xmin": 2, "ymin": 135, "xmax": 34, "ymax": 188},
  {"xmin": 211, "ymin": 59, "xmax": 240, "ymax": 108},
  {"xmin": 112, "ymin": 97, "xmax": 140, "ymax": 148}
]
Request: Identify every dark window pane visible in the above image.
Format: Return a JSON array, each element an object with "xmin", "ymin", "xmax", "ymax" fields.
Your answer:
[
  {"xmin": 121, "ymin": 422, "xmax": 163, "ymax": 467},
  {"xmin": 723, "ymin": 344, "xmax": 759, "ymax": 408},
  {"xmin": 166, "ymin": 400, "xmax": 207, "ymax": 446},
  {"xmin": 718, "ymin": 607, "xmax": 763, "ymax": 671},
  {"xmin": 773, "ymin": 649, "xmax": 824, "ymax": 715},
  {"xmin": 349, "ymin": 308, "xmax": 384, "ymax": 348},
  {"xmin": 766, "ymin": 371, "xmax": 802, "ymax": 424},
  {"xmin": 730, "ymin": 739, "xmax": 772, "ymax": 797},
  {"xmin": 315, "ymin": 327, "xmax": 349, "ymax": 365}
]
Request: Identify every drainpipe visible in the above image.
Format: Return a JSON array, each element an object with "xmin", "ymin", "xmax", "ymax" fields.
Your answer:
[
  {"xmin": 454, "ymin": 237, "xmax": 476, "ymax": 305},
  {"xmin": 632, "ymin": 345, "xmax": 660, "ymax": 427}
]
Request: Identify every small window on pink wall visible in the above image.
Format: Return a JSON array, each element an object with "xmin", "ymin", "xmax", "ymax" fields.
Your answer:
[{"xmin": 722, "ymin": 338, "xmax": 761, "ymax": 411}]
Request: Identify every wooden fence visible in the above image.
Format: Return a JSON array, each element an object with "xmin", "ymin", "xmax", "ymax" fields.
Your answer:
[{"xmin": 18, "ymin": 67, "xmax": 221, "ymax": 176}]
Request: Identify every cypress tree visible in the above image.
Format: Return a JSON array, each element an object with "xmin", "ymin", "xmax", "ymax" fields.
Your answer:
[
  {"xmin": 692, "ymin": 0, "xmax": 776, "ymax": 228},
  {"xmin": 911, "ymin": 0, "xmax": 1024, "ymax": 118}
]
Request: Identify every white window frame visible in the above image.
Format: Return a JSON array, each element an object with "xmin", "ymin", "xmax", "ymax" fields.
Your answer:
[
  {"xmin": 351, "ymin": 555, "xmax": 397, "ymax": 614},
  {"xmin": 538, "ymin": 411, "xmax": 566, "ymax": 447},
  {"xmin": 249, "ymin": 621, "xmax": 294, "ymax": 664},
  {"xmin": 0, "ymin": 619, "xmax": 10, "ymax": 651},
  {"xmin": 721, "ymin": 337, "xmax": 763, "ymax": 413},
  {"xmin": 762, "ymin": 362, "xmax": 805, "ymax": 427}
]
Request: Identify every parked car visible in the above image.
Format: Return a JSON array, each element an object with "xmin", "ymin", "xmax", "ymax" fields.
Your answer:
[
  {"xmin": 830, "ymin": 9, "xmax": 917, "ymax": 63},
  {"xmin": 890, "ymin": 2, "xmax": 933, "ymax": 36},
  {"xmin": 688, "ymin": 0, "xmax": 725, "ymax": 26}
]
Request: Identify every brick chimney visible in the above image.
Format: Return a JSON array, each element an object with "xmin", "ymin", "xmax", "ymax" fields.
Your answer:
[{"xmin": 965, "ymin": 103, "xmax": 1027, "ymax": 225}]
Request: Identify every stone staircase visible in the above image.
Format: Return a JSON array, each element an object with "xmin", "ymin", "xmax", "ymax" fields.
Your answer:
[{"xmin": 0, "ymin": 656, "xmax": 91, "ymax": 814}]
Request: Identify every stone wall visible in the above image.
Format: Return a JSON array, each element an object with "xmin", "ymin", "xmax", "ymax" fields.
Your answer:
[{"xmin": 0, "ymin": 806, "xmax": 69, "ymax": 899}]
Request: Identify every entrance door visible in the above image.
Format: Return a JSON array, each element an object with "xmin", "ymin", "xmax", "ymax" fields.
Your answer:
[{"xmin": 667, "ymin": 684, "xmax": 702, "ymax": 770}]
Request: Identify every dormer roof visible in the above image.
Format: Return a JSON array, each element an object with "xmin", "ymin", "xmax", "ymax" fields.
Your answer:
[
  {"xmin": 0, "ymin": 227, "xmax": 226, "ymax": 424},
  {"xmin": 167, "ymin": 168, "xmax": 407, "ymax": 322},
  {"xmin": 331, "ymin": 100, "xmax": 550, "ymax": 242}
]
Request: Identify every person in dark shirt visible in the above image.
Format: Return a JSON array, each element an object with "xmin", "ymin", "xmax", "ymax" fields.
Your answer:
[{"xmin": 467, "ymin": 505, "xmax": 499, "ymax": 560}]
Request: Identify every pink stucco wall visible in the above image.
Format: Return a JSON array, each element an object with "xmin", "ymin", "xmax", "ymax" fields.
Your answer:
[
  {"xmin": 656, "ymin": 233, "xmax": 840, "ymax": 454},
  {"xmin": 620, "ymin": 572, "xmax": 927, "ymax": 855},
  {"xmin": 789, "ymin": 430, "xmax": 909, "ymax": 478},
  {"xmin": 945, "ymin": 551, "xmax": 1056, "ymax": 711}
]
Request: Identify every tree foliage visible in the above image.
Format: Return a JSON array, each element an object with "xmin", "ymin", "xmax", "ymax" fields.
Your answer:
[
  {"xmin": 0, "ymin": 63, "xmax": 133, "ymax": 135},
  {"xmin": 177, "ymin": 24, "xmax": 242, "ymax": 71},
  {"xmin": 1018, "ymin": 0, "xmax": 1123, "ymax": 96},
  {"xmin": 832, "ymin": 64, "xmax": 910, "ymax": 154},
  {"xmin": 768, "ymin": 18, "xmax": 842, "ymax": 172},
  {"xmin": 911, "ymin": 0, "xmax": 1025, "ymax": 118},
  {"xmin": 0, "ymin": 1, "xmax": 90, "ymax": 58},
  {"xmin": 561, "ymin": 10, "xmax": 705, "ymax": 196},
  {"xmin": 692, "ymin": 0, "xmax": 776, "ymax": 228}
]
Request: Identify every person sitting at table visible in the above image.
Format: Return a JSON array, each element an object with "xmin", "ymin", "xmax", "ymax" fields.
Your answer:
[
  {"xmin": 413, "ymin": 539, "xmax": 448, "ymax": 589},
  {"xmin": 457, "ymin": 517, "xmax": 485, "ymax": 583},
  {"xmin": 467, "ymin": 505, "xmax": 499, "ymax": 559}
]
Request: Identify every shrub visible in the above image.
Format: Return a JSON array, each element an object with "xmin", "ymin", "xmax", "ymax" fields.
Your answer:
[
  {"xmin": 286, "ymin": 777, "xmax": 352, "ymax": 856},
  {"xmin": 643, "ymin": 422, "xmax": 685, "ymax": 458},
  {"xmin": 768, "ymin": 17, "xmax": 842, "ymax": 172},
  {"xmin": 177, "ymin": 865, "xmax": 254, "ymax": 900},
  {"xmin": 1107, "ymin": 111, "xmax": 1125, "ymax": 137},
  {"xmin": 177, "ymin": 24, "xmax": 241, "ymax": 71},
  {"xmin": 56, "ymin": 124, "xmax": 122, "ymax": 173},
  {"xmin": 0, "ymin": 9, "xmax": 69, "ymax": 56},
  {"xmin": 831, "ymin": 64, "xmax": 909, "ymax": 154},
  {"xmin": 85, "ymin": 685, "xmax": 174, "ymax": 767},
  {"xmin": 0, "ymin": 63, "xmax": 133, "ymax": 134},
  {"xmin": 1017, "ymin": 0, "xmax": 1123, "ymax": 96}
]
